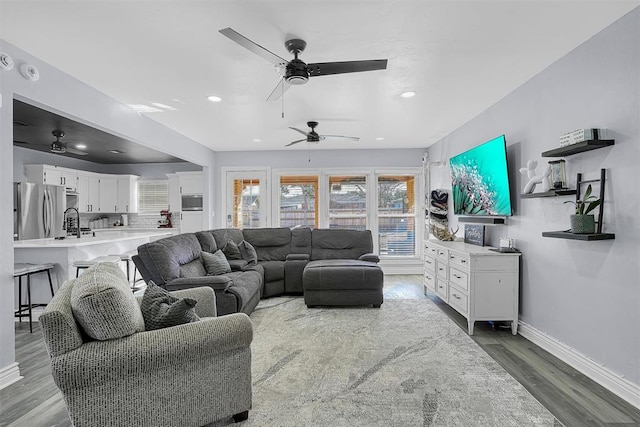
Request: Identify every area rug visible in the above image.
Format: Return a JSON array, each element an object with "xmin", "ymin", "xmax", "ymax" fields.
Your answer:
[{"xmin": 216, "ymin": 297, "xmax": 560, "ymax": 426}]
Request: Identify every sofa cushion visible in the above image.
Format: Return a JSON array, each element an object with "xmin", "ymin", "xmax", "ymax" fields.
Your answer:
[
  {"xmin": 243, "ymin": 228, "xmax": 292, "ymax": 261},
  {"xmin": 291, "ymin": 227, "xmax": 312, "ymax": 255},
  {"xmin": 194, "ymin": 230, "xmax": 217, "ymax": 253},
  {"xmin": 260, "ymin": 260, "xmax": 285, "ymax": 283},
  {"xmin": 202, "ymin": 250, "xmax": 232, "ymax": 275},
  {"xmin": 137, "ymin": 233, "xmax": 202, "ymax": 285},
  {"xmin": 211, "ymin": 229, "xmax": 245, "ymax": 251},
  {"xmin": 70, "ymin": 262, "xmax": 145, "ymax": 341},
  {"xmin": 311, "ymin": 229, "xmax": 373, "ymax": 261},
  {"xmin": 239, "ymin": 240, "xmax": 258, "ymax": 265},
  {"xmin": 180, "ymin": 258, "xmax": 207, "ymax": 278},
  {"xmin": 140, "ymin": 281, "xmax": 200, "ymax": 331},
  {"xmin": 222, "ymin": 240, "xmax": 242, "ymax": 260}
]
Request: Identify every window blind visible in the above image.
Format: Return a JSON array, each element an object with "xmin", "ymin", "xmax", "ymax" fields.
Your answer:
[{"xmin": 138, "ymin": 180, "xmax": 169, "ymax": 214}]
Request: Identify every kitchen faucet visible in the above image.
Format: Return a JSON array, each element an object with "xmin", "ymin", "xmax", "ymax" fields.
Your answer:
[{"xmin": 64, "ymin": 207, "xmax": 81, "ymax": 238}]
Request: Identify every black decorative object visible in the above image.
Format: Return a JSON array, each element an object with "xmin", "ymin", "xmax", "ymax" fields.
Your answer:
[{"xmin": 464, "ymin": 225, "xmax": 485, "ymax": 246}]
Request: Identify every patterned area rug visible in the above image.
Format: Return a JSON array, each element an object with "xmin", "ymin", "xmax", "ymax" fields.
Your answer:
[{"xmin": 216, "ymin": 297, "xmax": 559, "ymax": 426}]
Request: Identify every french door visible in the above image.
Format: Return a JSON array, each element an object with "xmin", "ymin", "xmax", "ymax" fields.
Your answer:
[{"xmin": 225, "ymin": 170, "xmax": 268, "ymax": 229}]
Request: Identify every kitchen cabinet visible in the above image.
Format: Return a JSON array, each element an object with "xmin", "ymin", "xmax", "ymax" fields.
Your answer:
[
  {"xmin": 99, "ymin": 177, "xmax": 118, "ymax": 213},
  {"xmin": 117, "ymin": 175, "xmax": 138, "ymax": 213},
  {"xmin": 25, "ymin": 164, "xmax": 78, "ymax": 192},
  {"xmin": 180, "ymin": 211, "xmax": 203, "ymax": 233},
  {"xmin": 78, "ymin": 173, "xmax": 100, "ymax": 213},
  {"xmin": 167, "ymin": 173, "xmax": 181, "ymax": 213},
  {"xmin": 178, "ymin": 172, "xmax": 203, "ymax": 195}
]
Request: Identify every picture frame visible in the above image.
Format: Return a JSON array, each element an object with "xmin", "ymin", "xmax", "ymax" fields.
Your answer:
[{"xmin": 464, "ymin": 224, "xmax": 485, "ymax": 246}]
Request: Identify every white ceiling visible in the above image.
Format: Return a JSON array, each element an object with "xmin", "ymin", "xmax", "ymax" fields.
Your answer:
[{"xmin": 1, "ymin": 1, "xmax": 637, "ymax": 152}]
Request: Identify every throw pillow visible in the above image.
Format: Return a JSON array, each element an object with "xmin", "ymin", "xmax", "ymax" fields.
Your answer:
[
  {"xmin": 222, "ymin": 240, "xmax": 242, "ymax": 260},
  {"xmin": 238, "ymin": 240, "xmax": 258, "ymax": 265},
  {"xmin": 70, "ymin": 262, "xmax": 145, "ymax": 341},
  {"xmin": 140, "ymin": 281, "xmax": 200, "ymax": 331},
  {"xmin": 201, "ymin": 250, "xmax": 232, "ymax": 275}
]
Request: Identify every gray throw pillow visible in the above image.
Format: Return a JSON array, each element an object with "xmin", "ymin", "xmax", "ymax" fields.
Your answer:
[
  {"xmin": 140, "ymin": 281, "xmax": 200, "ymax": 331},
  {"xmin": 202, "ymin": 250, "xmax": 232, "ymax": 275},
  {"xmin": 239, "ymin": 240, "xmax": 258, "ymax": 265},
  {"xmin": 70, "ymin": 262, "xmax": 145, "ymax": 341},
  {"xmin": 222, "ymin": 240, "xmax": 242, "ymax": 260}
]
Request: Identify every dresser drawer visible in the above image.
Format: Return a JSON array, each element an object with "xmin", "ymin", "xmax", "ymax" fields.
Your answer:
[
  {"xmin": 436, "ymin": 247, "xmax": 449, "ymax": 261},
  {"xmin": 436, "ymin": 260, "xmax": 448, "ymax": 280},
  {"xmin": 424, "ymin": 271, "xmax": 436, "ymax": 291},
  {"xmin": 449, "ymin": 267, "xmax": 469, "ymax": 291},
  {"xmin": 435, "ymin": 278, "xmax": 448, "ymax": 302},
  {"xmin": 448, "ymin": 285, "xmax": 468, "ymax": 315},
  {"xmin": 424, "ymin": 255, "xmax": 436, "ymax": 273},
  {"xmin": 424, "ymin": 243, "xmax": 438, "ymax": 257},
  {"xmin": 449, "ymin": 251, "xmax": 470, "ymax": 270}
]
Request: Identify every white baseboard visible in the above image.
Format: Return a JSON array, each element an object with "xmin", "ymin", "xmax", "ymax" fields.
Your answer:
[
  {"xmin": 0, "ymin": 363, "xmax": 22, "ymax": 390},
  {"xmin": 518, "ymin": 321, "xmax": 640, "ymax": 410}
]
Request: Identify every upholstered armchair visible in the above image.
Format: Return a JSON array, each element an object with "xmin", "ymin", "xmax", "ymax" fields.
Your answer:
[{"xmin": 40, "ymin": 268, "xmax": 253, "ymax": 427}]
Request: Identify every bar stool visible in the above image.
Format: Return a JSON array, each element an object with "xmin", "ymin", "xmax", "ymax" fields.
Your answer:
[
  {"xmin": 73, "ymin": 255, "xmax": 122, "ymax": 277},
  {"xmin": 118, "ymin": 249, "xmax": 140, "ymax": 289},
  {"xmin": 14, "ymin": 263, "xmax": 55, "ymax": 333}
]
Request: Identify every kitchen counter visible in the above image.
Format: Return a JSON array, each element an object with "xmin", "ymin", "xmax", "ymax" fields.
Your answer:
[{"xmin": 14, "ymin": 230, "xmax": 174, "ymax": 304}]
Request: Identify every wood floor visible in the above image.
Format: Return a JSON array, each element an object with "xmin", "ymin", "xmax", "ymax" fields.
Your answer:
[{"xmin": 2, "ymin": 275, "xmax": 639, "ymax": 427}]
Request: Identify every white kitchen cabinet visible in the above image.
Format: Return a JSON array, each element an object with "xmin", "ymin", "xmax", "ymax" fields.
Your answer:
[
  {"xmin": 117, "ymin": 175, "xmax": 138, "ymax": 213},
  {"xmin": 25, "ymin": 164, "xmax": 78, "ymax": 192},
  {"xmin": 180, "ymin": 211, "xmax": 203, "ymax": 233},
  {"xmin": 167, "ymin": 173, "xmax": 181, "ymax": 213},
  {"xmin": 99, "ymin": 177, "xmax": 118, "ymax": 213},
  {"xmin": 424, "ymin": 239, "xmax": 520, "ymax": 335},
  {"xmin": 177, "ymin": 172, "xmax": 203, "ymax": 195},
  {"xmin": 77, "ymin": 172, "xmax": 100, "ymax": 213}
]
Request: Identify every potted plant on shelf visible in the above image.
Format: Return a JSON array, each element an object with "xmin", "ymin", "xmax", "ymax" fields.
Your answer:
[{"xmin": 565, "ymin": 184, "xmax": 601, "ymax": 234}]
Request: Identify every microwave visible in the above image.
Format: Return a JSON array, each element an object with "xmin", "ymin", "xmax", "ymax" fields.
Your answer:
[{"xmin": 181, "ymin": 194, "xmax": 203, "ymax": 211}]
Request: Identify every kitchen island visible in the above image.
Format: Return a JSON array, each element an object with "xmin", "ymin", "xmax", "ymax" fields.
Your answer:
[{"xmin": 14, "ymin": 229, "xmax": 173, "ymax": 304}]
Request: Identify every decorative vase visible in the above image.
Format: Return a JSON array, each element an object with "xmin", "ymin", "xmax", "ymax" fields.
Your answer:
[{"xmin": 570, "ymin": 214, "xmax": 595, "ymax": 234}]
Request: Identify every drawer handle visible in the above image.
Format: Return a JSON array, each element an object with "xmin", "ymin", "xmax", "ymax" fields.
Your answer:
[
  {"xmin": 426, "ymin": 275, "xmax": 432, "ymax": 280},
  {"xmin": 450, "ymin": 255, "xmax": 454, "ymax": 259},
  {"xmin": 452, "ymin": 294, "xmax": 461, "ymax": 300},
  {"xmin": 461, "ymin": 259, "xmax": 467, "ymax": 263},
  {"xmin": 453, "ymin": 274, "xmax": 461, "ymax": 279}
]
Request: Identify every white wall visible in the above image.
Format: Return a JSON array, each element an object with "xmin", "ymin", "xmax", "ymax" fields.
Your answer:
[
  {"xmin": 0, "ymin": 40, "xmax": 216, "ymax": 387},
  {"xmin": 427, "ymin": 8, "xmax": 639, "ymax": 402}
]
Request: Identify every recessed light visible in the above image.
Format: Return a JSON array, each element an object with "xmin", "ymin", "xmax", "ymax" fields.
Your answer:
[
  {"xmin": 376, "ymin": 137, "xmax": 385, "ymax": 141},
  {"xmin": 207, "ymin": 95, "xmax": 222, "ymax": 103},
  {"xmin": 400, "ymin": 91, "xmax": 416, "ymax": 98},
  {"xmin": 253, "ymin": 139, "xmax": 261, "ymax": 143},
  {"xmin": 75, "ymin": 144, "xmax": 87, "ymax": 149},
  {"xmin": 108, "ymin": 149, "xmax": 125, "ymax": 154}
]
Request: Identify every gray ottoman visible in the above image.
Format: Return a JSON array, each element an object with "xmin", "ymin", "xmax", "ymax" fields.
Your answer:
[{"xmin": 303, "ymin": 259, "xmax": 383, "ymax": 308}]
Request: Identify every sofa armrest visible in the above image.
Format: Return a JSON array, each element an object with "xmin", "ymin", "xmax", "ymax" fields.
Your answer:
[
  {"xmin": 51, "ymin": 313, "xmax": 253, "ymax": 386},
  {"xmin": 168, "ymin": 287, "xmax": 218, "ymax": 318},
  {"xmin": 286, "ymin": 253, "xmax": 310, "ymax": 261},
  {"xmin": 165, "ymin": 276, "xmax": 233, "ymax": 291},
  {"xmin": 358, "ymin": 253, "xmax": 380, "ymax": 263}
]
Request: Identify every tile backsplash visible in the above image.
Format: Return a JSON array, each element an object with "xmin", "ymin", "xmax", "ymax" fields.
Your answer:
[{"xmin": 78, "ymin": 213, "xmax": 179, "ymax": 229}]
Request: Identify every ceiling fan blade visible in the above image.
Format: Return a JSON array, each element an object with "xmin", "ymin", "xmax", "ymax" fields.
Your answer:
[
  {"xmin": 285, "ymin": 139, "xmax": 306, "ymax": 147},
  {"xmin": 319, "ymin": 135, "xmax": 360, "ymax": 141},
  {"xmin": 219, "ymin": 28, "xmax": 288, "ymax": 67},
  {"xmin": 307, "ymin": 59, "xmax": 388, "ymax": 77},
  {"xmin": 266, "ymin": 78, "xmax": 292, "ymax": 101},
  {"xmin": 65, "ymin": 147, "xmax": 88, "ymax": 155},
  {"xmin": 289, "ymin": 127, "xmax": 310, "ymax": 137}
]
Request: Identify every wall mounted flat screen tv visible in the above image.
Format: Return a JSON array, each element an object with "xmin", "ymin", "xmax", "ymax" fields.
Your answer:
[{"xmin": 449, "ymin": 135, "xmax": 512, "ymax": 216}]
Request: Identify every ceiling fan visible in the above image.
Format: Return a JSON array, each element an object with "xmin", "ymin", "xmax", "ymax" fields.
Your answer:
[
  {"xmin": 286, "ymin": 121, "xmax": 359, "ymax": 147},
  {"xmin": 50, "ymin": 130, "xmax": 88, "ymax": 155},
  {"xmin": 219, "ymin": 28, "xmax": 388, "ymax": 101}
]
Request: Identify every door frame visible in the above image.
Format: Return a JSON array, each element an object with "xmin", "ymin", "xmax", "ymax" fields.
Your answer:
[{"xmin": 221, "ymin": 167, "xmax": 271, "ymax": 228}]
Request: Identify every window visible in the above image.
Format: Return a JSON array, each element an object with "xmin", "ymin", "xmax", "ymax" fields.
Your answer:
[
  {"xmin": 233, "ymin": 178, "xmax": 261, "ymax": 228},
  {"xmin": 280, "ymin": 175, "xmax": 318, "ymax": 228},
  {"xmin": 138, "ymin": 180, "xmax": 169, "ymax": 215},
  {"xmin": 377, "ymin": 175, "xmax": 416, "ymax": 256},
  {"xmin": 328, "ymin": 175, "xmax": 367, "ymax": 230}
]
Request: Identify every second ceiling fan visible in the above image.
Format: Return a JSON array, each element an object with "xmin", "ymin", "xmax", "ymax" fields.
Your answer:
[
  {"xmin": 219, "ymin": 28, "xmax": 388, "ymax": 101},
  {"xmin": 286, "ymin": 121, "xmax": 359, "ymax": 147}
]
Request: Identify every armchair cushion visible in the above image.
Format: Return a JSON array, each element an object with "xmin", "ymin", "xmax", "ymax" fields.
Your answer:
[
  {"xmin": 239, "ymin": 240, "xmax": 258, "ymax": 265},
  {"xmin": 70, "ymin": 262, "xmax": 145, "ymax": 341},
  {"xmin": 141, "ymin": 281, "xmax": 200, "ymax": 331},
  {"xmin": 202, "ymin": 250, "xmax": 232, "ymax": 276}
]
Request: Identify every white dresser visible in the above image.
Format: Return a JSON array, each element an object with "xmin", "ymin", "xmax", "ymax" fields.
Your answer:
[{"xmin": 424, "ymin": 239, "xmax": 521, "ymax": 335}]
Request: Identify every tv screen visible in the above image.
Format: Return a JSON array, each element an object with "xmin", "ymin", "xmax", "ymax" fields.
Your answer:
[{"xmin": 449, "ymin": 135, "xmax": 512, "ymax": 216}]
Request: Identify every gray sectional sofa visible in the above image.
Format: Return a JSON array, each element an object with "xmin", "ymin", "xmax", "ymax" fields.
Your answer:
[{"xmin": 134, "ymin": 228, "xmax": 383, "ymax": 316}]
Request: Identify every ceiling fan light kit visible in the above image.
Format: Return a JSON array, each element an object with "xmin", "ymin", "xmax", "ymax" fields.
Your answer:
[
  {"xmin": 19, "ymin": 63, "xmax": 40, "ymax": 81},
  {"xmin": 219, "ymin": 27, "xmax": 388, "ymax": 101},
  {"xmin": 0, "ymin": 52, "xmax": 15, "ymax": 71}
]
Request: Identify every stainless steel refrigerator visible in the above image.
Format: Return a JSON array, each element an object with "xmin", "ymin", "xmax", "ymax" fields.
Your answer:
[{"xmin": 14, "ymin": 182, "xmax": 66, "ymax": 240}]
